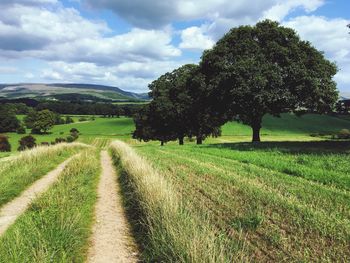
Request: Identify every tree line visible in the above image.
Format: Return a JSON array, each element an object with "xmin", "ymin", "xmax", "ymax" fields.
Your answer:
[
  {"xmin": 133, "ymin": 20, "xmax": 339, "ymax": 144},
  {"xmin": 0, "ymin": 99, "xmax": 144, "ymax": 117}
]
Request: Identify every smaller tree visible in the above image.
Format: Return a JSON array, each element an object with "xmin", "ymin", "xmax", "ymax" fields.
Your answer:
[
  {"xmin": 16, "ymin": 125, "xmax": 26, "ymax": 134},
  {"xmin": 0, "ymin": 135, "xmax": 11, "ymax": 152},
  {"xmin": 18, "ymin": 135, "xmax": 36, "ymax": 151},
  {"xmin": 65, "ymin": 116, "xmax": 74, "ymax": 124},
  {"xmin": 0, "ymin": 107, "xmax": 20, "ymax": 133},
  {"xmin": 55, "ymin": 137, "xmax": 66, "ymax": 143},
  {"xmin": 24, "ymin": 109, "xmax": 38, "ymax": 129}
]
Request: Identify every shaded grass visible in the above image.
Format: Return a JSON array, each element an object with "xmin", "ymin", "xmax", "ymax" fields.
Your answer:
[
  {"xmin": 0, "ymin": 149, "xmax": 100, "ymax": 262},
  {"xmin": 110, "ymin": 140, "xmax": 244, "ymax": 262},
  {"xmin": 135, "ymin": 141, "xmax": 350, "ymax": 262},
  {"xmin": 0, "ymin": 143, "xmax": 88, "ymax": 208}
]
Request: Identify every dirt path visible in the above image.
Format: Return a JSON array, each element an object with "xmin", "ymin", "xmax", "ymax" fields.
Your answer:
[
  {"xmin": 87, "ymin": 151, "xmax": 138, "ymax": 263},
  {"xmin": 0, "ymin": 156, "xmax": 75, "ymax": 236}
]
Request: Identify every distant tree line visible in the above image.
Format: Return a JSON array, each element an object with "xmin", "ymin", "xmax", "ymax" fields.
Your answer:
[
  {"xmin": 0, "ymin": 99, "xmax": 143, "ymax": 117},
  {"xmin": 133, "ymin": 20, "xmax": 339, "ymax": 144}
]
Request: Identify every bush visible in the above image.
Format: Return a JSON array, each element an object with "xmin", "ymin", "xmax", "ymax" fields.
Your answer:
[
  {"xmin": 41, "ymin": 142, "xmax": 50, "ymax": 146},
  {"xmin": 65, "ymin": 116, "xmax": 74, "ymax": 124},
  {"xmin": 70, "ymin": 128, "xmax": 79, "ymax": 134},
  {"xmin": 16, "ymin": 125, "xmax": 26, "ymax": 134},
  {"xmin": 66, "ymin": 135, "xmax": 75, "ymax": 143},
  {"xmin": 55, "ymin": 137, "xmax": 66, "ymax": 143},
  {"xmin": 0, "ymin": 135, "xmax": 11, "ymax": 152},
  {"xmin": 18, "ymin": 135, "xmax": 36, "ymax": 151},
  {"xmin": 338, "ymin": 129, "xmax": 350, "ymax": 139},
  {"xmin": 78, "ymin": 117, "xmax": 87, "ymax": 122}
]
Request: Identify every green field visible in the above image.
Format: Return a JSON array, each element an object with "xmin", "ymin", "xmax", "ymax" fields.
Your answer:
[
  {"xmin": 132, "ymin": 141, "xmax": 350, "ymax": 261},
  {"xmin": 0, "ymin": 112, "xmax": 350, "ymax": 262},
  {"xmin": 2, "ymin": 113, "xmax": 350, "ymax": 157}
]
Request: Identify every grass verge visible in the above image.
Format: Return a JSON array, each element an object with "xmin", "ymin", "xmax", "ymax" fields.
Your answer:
[
  {"xmin": 0, "ymin": 143, "xmax": 88, "ymax": 208},
  {"xmin": 110, "ymin": 140, "xmax": 243, "ymax": 262},
  {"xmin": 0, "ymin": 149, "xmax": 100, "ymax": 262}
]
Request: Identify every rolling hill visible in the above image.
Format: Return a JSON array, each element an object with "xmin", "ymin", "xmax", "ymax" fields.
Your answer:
[{"xmin": 0, "ymin": 83, "xmax": 149, "ymax": 102}]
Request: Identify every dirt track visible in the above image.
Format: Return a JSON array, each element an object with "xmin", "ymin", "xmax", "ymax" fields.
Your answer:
[
  {"xmin": 0, "ymin": 156, "xmax": 74, "ymax": 236},
  {"xmin": 87, "ymin": 150, "xmax": 138, "ymax": 263}
]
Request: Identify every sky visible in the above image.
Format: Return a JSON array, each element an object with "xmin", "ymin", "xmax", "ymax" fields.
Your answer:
[{"xmin": 0, "ymin": 0, "xmax": 349, "ymax": 93}]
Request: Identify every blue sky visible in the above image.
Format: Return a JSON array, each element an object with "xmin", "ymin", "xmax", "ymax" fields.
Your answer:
[{"xmin": 0, "ymin": 0, "xmax": 349, "ymax": 94}]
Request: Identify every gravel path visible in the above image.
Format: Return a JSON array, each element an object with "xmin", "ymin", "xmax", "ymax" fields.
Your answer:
[
  {"xmin": 0, "ymin": 156, "xmax": 74, "ymax": 236},
  {"xmin": 87, "ymin": 151, "xmax": 138, "ymax": 263}
]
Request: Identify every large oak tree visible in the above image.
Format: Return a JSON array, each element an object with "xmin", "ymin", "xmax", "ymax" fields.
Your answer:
[{"xmin": 201, "ymin": 20, "xmax": 338, "ymax": 142}]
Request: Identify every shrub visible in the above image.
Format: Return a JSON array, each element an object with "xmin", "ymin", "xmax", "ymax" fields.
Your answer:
[
  {"xmin": 18, "ymin": 135, "xmax": 36, "ymax": 151},
  {"xmin": 78, "ymin": 117, "xmax": 87, "ymax": 122},
  {"xmin": 55, "ymin": 137, "xmax": 66, "ymax": 144},
  {"xmin": 41, "ymin": 142, "xmax": 50, "ymax": 146},
  {"xmin": 16, "ymin": 125, "xmax": 26, "ymax": 134},
  {"xmin": 59, "ymin": 131, "xmax": 64, "ymax": 135},
  {"xmin": 65, "ymin": 116, "xmax": 74, "ymax": 124},
  {"xmin": 338, "ymin": 129, "xmax": 350, "ymax": 139},
  {"xmin": 70, "ymin": 128, "xmax": 79, "ymax": 134},
  {"xmin": 0, "ymin": 135, "xmax": 11, "ymax": 152},
  {"xmin": 66, "ymin": 135, "xmax": 75, "ymax": 143}
]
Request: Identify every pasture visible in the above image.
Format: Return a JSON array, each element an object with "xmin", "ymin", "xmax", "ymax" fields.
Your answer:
[{"xmin": 0, "ymin": 112, "xmax": 349, "ymax": 262}]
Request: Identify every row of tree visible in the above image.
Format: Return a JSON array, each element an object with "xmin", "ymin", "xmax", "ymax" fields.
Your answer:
[
  {"xmin": 0, "ymin": 99, "xmax": 145, "ymax": 117},
  {"xmin": 133, "ymin": 20, "xmax": 338, "ymax": 144}
]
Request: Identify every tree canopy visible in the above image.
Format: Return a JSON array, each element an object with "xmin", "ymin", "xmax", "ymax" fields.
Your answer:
[
  {"xmin": 24, "ymin": 109, "xmax": 56, "ymax": 134},
  {"xmin": 0, "ymin": 105, "xmax": 20, "ymax": 133},
  {"xmin": 133, "ymin": 64, "xmax": 222, "ymax": 145},
  {"xmin": 200, "ymin": 20, "xmax": 338, "ymax": 141},
  {"xmin": 133, "ymin": 20, "xmax": 339, "ymax": 144}
]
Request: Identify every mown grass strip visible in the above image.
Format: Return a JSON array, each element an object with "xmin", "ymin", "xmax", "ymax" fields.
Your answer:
[
  {"xmin": 136, "ymin": 145, "xmax": 350, "ymax": 262},
  {"xmin": 0, "ymin": 149, "xmax": 100, "ymax": 263},
  {"xmin": 110, "ymin": 140, "xmax": 243, "ymax": 263},
  {"xmin": 0, "ymin": 143, "xmax": 88, "ymax": 208}
]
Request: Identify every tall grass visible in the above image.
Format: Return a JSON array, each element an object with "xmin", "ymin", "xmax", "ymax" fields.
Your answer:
[
  {"xmin": 110, "ymin": 140, "xmax": 242, "ymax": 262},
  {"xmin": 0, "ymin": 143, "xmax": 88, "ymax": 208},
  {"xmin": 0, "ymin": 149, "xmax": 100, "ymax": 262}
]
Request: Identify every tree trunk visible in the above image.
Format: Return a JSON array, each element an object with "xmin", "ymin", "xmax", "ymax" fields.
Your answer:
[
  {"xmin": 252, "ymin": 126, "xmax": 261, "ymax": 142},
  {"xmin": 251, "ymin": 120, "xmax": 262, "ymax": 142},
  {"xmin": 196, "ymin": 136, "xmax": 203, "ymax": 145},
  {"xmin": 179, "ymin": 137, "xmax": 184, "ymax": 145},
  {"xmin": 160, "ymin": 141, "xmax": 164, "ymax": 146}
]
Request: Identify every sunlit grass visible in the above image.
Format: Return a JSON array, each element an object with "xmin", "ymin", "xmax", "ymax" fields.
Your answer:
[
  {"xmin": 0, "ymin": 143, "xmax": 88, "ymax": 208},
  {"xmin": 0, "ymin": 149, "xmax": 100, "ymax": 262},
  {"xmin": 135, "ymin": 141, "xmax": 350, "ymax": 262}
]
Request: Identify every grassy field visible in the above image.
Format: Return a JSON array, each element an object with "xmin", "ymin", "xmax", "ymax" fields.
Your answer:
[
  {"xmin": 2, "ymin": 116, "xmax": 134, "ymax": 154},
  {"xmin": 133, "ymin": 141, "xmax": 350, "ymax": 262},
  {"xmin": 1, "ymin": 113, "xmax": 349, "ymax": 156},
  {"xmin": 0, "ymin": 112, "xmax": 349, "ymax": 262},
  {"xmin": 0, "ymin": 149, "xmax": 100, "ymax": 262},
  {"xmin": 0, "ymin": 143, "xmax": 87, "ymax": 208}
]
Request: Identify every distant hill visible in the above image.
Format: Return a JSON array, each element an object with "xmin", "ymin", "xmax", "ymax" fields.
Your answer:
[
  {"xmin": 0, "ymin": 83, "xmax": 149, "ymax": 102},
  {"xmin": 340, "ymin": 92, "xmax": 350, "ymax": 100}
]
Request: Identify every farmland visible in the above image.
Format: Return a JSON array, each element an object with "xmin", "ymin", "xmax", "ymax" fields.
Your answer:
[
  {"xmin": 0, "ymin": 113, "xmax": 349, "ymax": 262},
  {"xmin": 132, "ymin": 141, "xmax": 350, "ymax": 261}
]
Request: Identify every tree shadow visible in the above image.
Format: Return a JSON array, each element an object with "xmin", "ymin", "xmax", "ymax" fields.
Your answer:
[{"xmin": 204, "ymin": 140, "xmax": 350, "ymax": 155}]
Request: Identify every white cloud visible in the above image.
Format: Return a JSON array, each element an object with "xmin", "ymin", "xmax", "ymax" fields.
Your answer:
[
  {"xmin": 179, "ymin": 26, "xmax": 215, "ymax": 51},
  {"xmin": 39, "ymin": 59, "xmax": 192, "ymax": 92},
  {"xmin": 85, "ymin": 0, "xmax": 325, "ymax": 30},
  {"xmin": 0, "ymin": 66, "xmax": 18, "ymax": 74},
  {"xmin": 284, "ymin": 16, "xmax": 350, "ymax": 92},
  {"xmin": 263, "ymin": 0, "xmax": 324, "ymax": 21}
]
